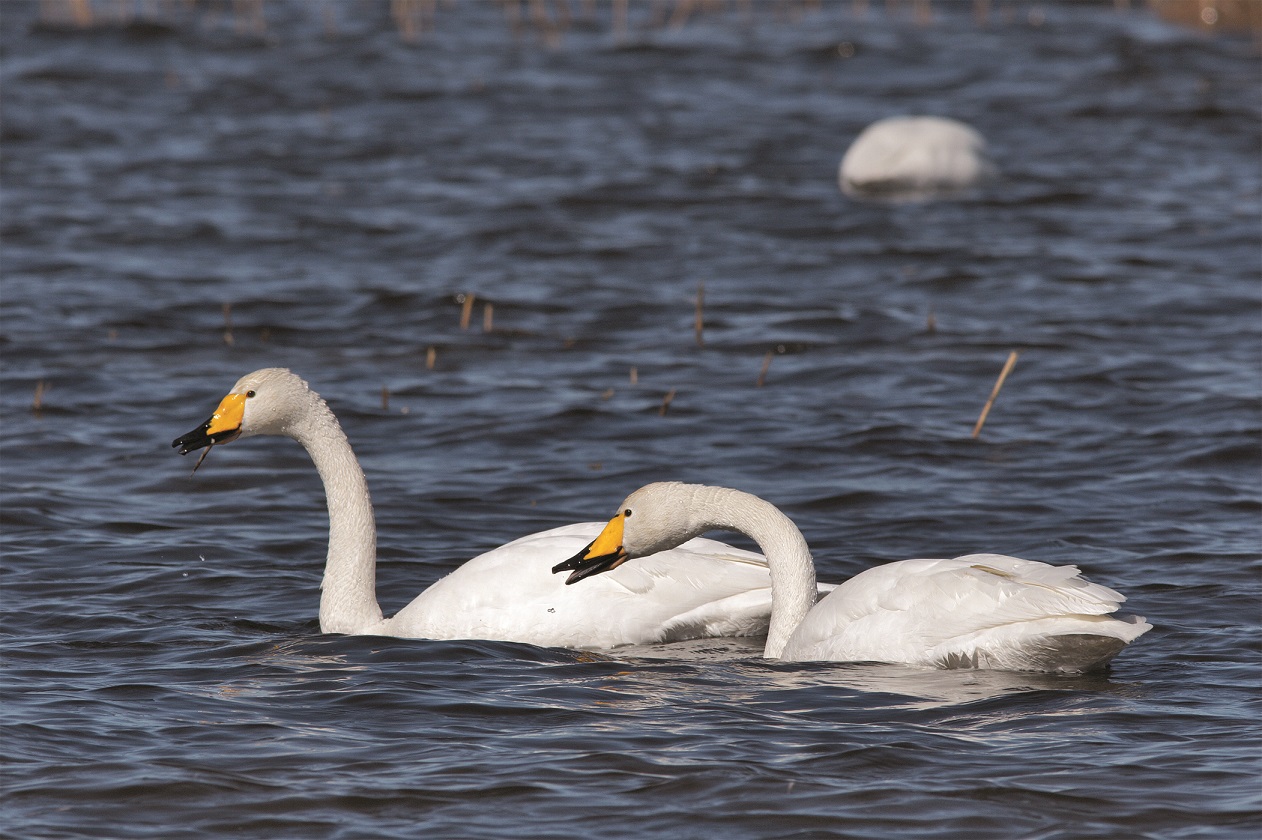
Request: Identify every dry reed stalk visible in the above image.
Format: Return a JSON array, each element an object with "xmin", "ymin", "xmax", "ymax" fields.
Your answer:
[
  {"xmin": 501, "ymin": 0, "xmax": 522, "ymax": 37},
  {"xmin": 425, "ymin": 346, "xmax": 437, "ymax": 370},
  {"xmin": 659, "ymin": 388, "xmax": 676, "ymax": 416},
  {"xmin": 322, "ymin": 1, "xmax": 339, "ymax": 36},
  {"xmin": 601, "ymin": 388, "xmax": 614, "ymax": 400},
  {"xmin": 528, "ymin": 0, "xmax": 561, "ymax": 47},
  {"xmin": 694, "ymin": 281, "xmax": 705, "ymax": 347},
  {"xmin": 381, "ymin": 385, "xmax": 390, "ymax": 411},
  {"xmin": 190, "ymin": 443, "xmax": 215, "ymax": 474},
  {"xmin": 669, "ymin": 0, "xmax": 699, "ymax": 29},
  {"xmin": 612, "ymin": 0, "xmax": 627, "ymax": 38},
  {"xmin": 397, "ymin": 0, "xmax": 440, "ymax": 42},
  {"xmin": 31, "ymin": 380, "xmax": 45, "ymax": 415},
  {"xmin": 926, "ymin": 308, "xmax": 936, "ymax": 334},
  {"xmin": 233, "ymin": 0, "xmax": 266, "ymax": 35},
  {"xmin": 459, "ymin": 293, "xmax": 476, "ymax": 330},
  {"xmin": 392, "ymin": 0, "xmax": 418, "ymax": 41},
  {"xmin": 756, "ymin": 350, "xmax": 773, "ymax": 387},
  {"xmin": 971, "ymin": 350, "xmax": 1018, "ymax": 439},
  {"xmin": 629, "ymin": 366, "xmax": 638, "ymax": 385},
  {"xmin": 69, "ymin": 0, "xmax": 92, "ymax": 26},
  {"xmin": 483, "ymin": 302, "xmax": 494, "ymax": 333},
  {"xmin": 222, "ymin": 303, "xmax": 234, "ymax": 346}
]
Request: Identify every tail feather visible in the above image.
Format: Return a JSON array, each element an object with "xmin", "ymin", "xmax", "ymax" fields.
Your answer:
[{"xmin": 935, "ymin": 614, "xmax": 1151, "ymax": 673}]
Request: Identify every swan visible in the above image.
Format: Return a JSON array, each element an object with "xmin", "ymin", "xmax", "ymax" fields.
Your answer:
[
  {"xmin": 172, "ymin": 368, "xmax": 785, "ymax": 648},
  {"xmin": 839, "ymin": 115, "xmax": 997, "ymax": 199},
  {"xmin": 555, "ymin": 483, "xmax": 1151, "ymax": 672}
]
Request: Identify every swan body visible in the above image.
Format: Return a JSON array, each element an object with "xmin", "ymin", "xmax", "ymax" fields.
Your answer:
[
  {"xmin": 556, "ymin": 483, "xmax": 1150, "ymax": 672},
  {"xmin": 839, "ymin": 115, "xmax": 996, "ymax": 199},
  {"xmin": 173, "ymin": 369, "xmax": 781, "ymax": 648}
]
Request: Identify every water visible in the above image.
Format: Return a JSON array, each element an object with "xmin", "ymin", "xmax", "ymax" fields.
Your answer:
[{"xmin": 2, "ymin": 1, "xmax": 1259, "ymax": 836}]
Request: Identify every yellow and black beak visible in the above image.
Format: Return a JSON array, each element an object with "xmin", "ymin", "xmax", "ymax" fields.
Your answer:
[
  {"xmin": 172, "ymin": 392, "xmax": 247, "ymax": 456},
  {"xmin": 552, "ymin": 511, "xmax": 630, "ymax": 585}
]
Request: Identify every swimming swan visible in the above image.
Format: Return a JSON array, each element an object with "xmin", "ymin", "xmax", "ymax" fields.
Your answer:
[
  {"xmin": 839, "ymin": 115, "xmax": 996, "ymax": 199},
  {"xmin": 172, "ymin": 369, "xmax": 782, "ymax": 647},
  {"xmin": 555, "ymin": 483, "xmax": 1151, "ymax": 672}
]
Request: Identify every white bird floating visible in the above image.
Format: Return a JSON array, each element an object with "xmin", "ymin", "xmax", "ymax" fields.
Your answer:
[
  {"xmin": 839, "ymin": 115, "xmax": 997, "ymax": 200},
  {"xmin": 173, "ymin": 368, "xmax": 789, "ymax": 648},
  {"xmin": 556, "ymin": 483, "xmax": 1150, "ymax": 672}
]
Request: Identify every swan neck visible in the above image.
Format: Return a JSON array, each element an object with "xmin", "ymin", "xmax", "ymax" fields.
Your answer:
[
  {"xmin": 291, "ymin": 395, "xmax": 383, "ymax": 634},
  {"xmin": 688, "ymin": 486, "xmax": 816, "ymax": 659}
]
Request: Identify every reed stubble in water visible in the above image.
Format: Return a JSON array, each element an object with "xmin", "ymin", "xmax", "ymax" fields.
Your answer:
[
  {"xmin": 659, "ymin": 388, "xmax": 676, "ymax": 416},
  {"xmin": 756, "ymin": 350, "xmax": 774, "ymax": 387},
  {"xmin": 972, "ymin": 351, "xmax": 1019, "ymax": 439}
]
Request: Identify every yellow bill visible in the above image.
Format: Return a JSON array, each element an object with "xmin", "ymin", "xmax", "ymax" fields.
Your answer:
[{"xmin": 552, "ymin": 511, "xmax": 630, "ymax": 585}]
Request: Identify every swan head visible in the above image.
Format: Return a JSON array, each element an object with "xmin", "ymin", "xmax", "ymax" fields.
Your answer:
[
  {"xmin": 553, "ymin": 482, "xmax": 696, "ymax": 584},
  {"xmin": 172, "ymin": 368, "xmax": 314, "ymax": 458}
]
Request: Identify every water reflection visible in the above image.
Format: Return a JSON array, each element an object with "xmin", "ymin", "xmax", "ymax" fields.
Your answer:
[{"xmin": 557, "ymin": 637, "xmax": 1127, "ymax": 714}]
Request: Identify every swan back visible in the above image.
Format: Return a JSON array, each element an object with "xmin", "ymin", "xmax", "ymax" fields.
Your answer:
[
  {"xmin": 840, "ymin": 115, "xmax": 995, "ymax": 198},
  {"xmin": 783, "ymin": 554, "xmax": 1151, "ymax": 671}
]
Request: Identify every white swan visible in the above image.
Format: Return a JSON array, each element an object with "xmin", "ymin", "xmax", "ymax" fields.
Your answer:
[
  {"xmin": 839, "ymin": 115, "xmax": 997, "ymax": 199},
  {"xmin": 555, "ymin": 483, "xmax": 1151, "ymax": 672},
  {"xmin": 172, "ymin": 369, "xmax": 784, "ymax": 648}
]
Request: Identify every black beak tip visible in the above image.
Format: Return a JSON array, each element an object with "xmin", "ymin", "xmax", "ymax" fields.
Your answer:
[
  {"xmin": 553, "ymin": 550, "xmax": 628, "ymax": 586},
  {"xmin": 551, "ymin": 557, "xmax": 583, "ymax": 576},
  {"xmin": 172, "ymin": 432, "xmax": 210, "ymax": 455},
  {"xmin": 172, "ymin": 419, "xmax": 241, "ymax": 456},
  {"xmin": 552, "ymin": 540, "xmax": 595, "ymax": 576},
  {"xmin": 561, "ymin": 557, "xmax": 617, "ymax": 586}
]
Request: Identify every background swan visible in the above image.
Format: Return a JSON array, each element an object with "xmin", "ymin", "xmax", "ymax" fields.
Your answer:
[
  {"xmin": 839, "ymin": 115, "xmax": 997, "ymax": 199},
  {"xmin": 172, "ymin": 369, "xmax": 783, "ymax": 648},
  {"xmin": 556, "ymin": 482, "xmax": 1151, "ymax": 672}
]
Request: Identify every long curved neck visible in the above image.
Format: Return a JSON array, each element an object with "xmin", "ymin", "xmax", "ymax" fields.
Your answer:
[
  {"xmin": 290, "ymin": 395, "xmax": 383, "ymax": 634},
  {"xmin": 684, "ymin": 486, "xmax": 816, "ymax": 659}
]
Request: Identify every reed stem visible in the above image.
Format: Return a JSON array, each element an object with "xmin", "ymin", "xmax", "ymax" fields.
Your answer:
[
  {"xmin": 972, "ymin": 350, "xmax": 1019, "ymax": 439},
  {"xmin": 659, "ymin": 388, "xmax": 676, "ymax": 416},
  {"xmin": 756, "ymin": 350, "xmax": 773, "ymax": 387}
]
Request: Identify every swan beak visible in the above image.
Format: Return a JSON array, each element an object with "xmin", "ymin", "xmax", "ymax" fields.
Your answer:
[
  {"xmin": 172, "ymin": 393, "xmax": 247, "ymax": 455},
  {"xmin": 552, "ymin": 512, "xmax": 629, "ymax": 585}
]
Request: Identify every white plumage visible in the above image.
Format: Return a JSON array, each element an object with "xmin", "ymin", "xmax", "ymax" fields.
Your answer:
[
  {"xmin": 839, "ymin": 115, "xmax": 997, "ymax": 199},
  {"xmin": 563, "ymin": 483, "xmax": 1150, "ymax": 672},
  {"xmin": 782, "ymin": 554, "xmax": 1149, "ymax": 671},
  {"xmin": 384, "ymin": 525, "xmax": 778, "ymax": 647},
  {"xmin": 173, "ymin": 369, "xmax": 780, "ymax": 648}
]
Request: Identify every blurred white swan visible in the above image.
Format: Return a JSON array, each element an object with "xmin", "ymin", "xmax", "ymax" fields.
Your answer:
[
  {"xmin": 556, "ymin": 482, "xmax": 1150, "ymax": 672},
  {"xmin": 839, "ymin": 115, "xmax": 996, "ymax": 199},
  {"xmin": 173, "ymin": 368, "xmax": 784, "ymax": 647}
]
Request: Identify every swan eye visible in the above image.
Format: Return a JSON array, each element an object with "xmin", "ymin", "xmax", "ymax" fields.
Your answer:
[
  {"xmin": 624, "ymin": 509, "xmax": 633, "ymax": 518},
  {"xmin": 246, "ymin": 390, "xmax": 256, "ymax": 398}
]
